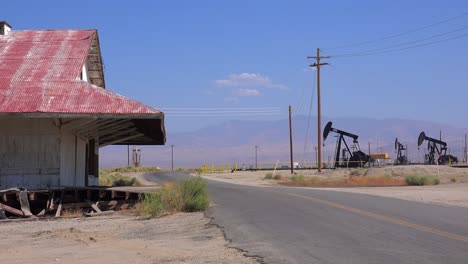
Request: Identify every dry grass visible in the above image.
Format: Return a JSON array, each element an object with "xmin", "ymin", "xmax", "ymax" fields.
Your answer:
[
  {"xmin": 99, "ymin": 171, "xmax": 142, "ymax": 187},
  {"xmin": 280, "ymin": 175, "xmax": 407, "ymax": 187},
  {"xmin": 61, "ymin": 208, "xmax": 83, "ymax": 218},
  {"xmin": 138, "ymin": 177, "xmax": 209, "ymax": 217}
]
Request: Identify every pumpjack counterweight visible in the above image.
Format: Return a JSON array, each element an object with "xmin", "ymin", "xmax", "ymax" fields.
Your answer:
[{"xmin": 323, "ymin": 122, "xmax": 369, "ymax": 168}]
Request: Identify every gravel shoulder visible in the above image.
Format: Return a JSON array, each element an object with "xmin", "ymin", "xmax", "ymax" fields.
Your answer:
[{"xmin": 0, "ymin": 212, "xmax": 259, "ymax": 264}]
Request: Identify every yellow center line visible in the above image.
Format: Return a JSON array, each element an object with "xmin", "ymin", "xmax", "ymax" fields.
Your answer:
[{"xmin": 273, "ymin": 190, "xmax": 468, "ymax": 243}]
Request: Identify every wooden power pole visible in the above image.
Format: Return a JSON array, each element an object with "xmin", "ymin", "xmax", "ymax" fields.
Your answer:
[
  {"xmin": 289, "ymin": 105, "xmax": 294, "ymax": 174},
  {"xmin": 465, "ymin": 133, "xmax": 467, "ymax": 163},
  {"xmin": 171, "ymin": 144, "xmax": 174, "ymax": 171},
  {"xmin": 308, "ymin": 48, "xmax": 329, "ymax": 172}
]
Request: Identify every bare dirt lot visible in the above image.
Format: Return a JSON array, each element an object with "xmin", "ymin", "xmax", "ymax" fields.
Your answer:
[
  {"xmin": 0, "ymin": 212, "xmax": 259, "ymax": 264},
  {"xmin": 200, "ymin": 165, "xmax": 468, "ymax": 208}
]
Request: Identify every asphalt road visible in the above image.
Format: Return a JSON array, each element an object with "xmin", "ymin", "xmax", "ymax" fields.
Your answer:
[{"xmin": 144, "ymin": 172, "xmax": 468, "ymax": 264}]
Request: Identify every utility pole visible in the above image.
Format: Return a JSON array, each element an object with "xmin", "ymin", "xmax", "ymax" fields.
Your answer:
[
  {"xmin": 127, "ymin": 145, "xmax": 130, "ymax": 166},
  {"xmin": 289, "ymin": 105, "xmax": 294, "ymax": 174},
  {"xmin": 314, "ymin": 146, "xmax": 318, "ymax": 168},
  {"xmin": 308, "ymin": 48, "xmax": 330, "ymax": 172},
  {"xmin": 368, "ymin": 142, "xmax": 371, "ymax": 168},
  {"xmin": 255, "ymin": 145, "xmax": 259, "ymax": 170},
  {"xmin": 171, "ymin": 144, "xmax": 174, "ymax": 171},
  {"xmin": 465, "ymin": 133, "xmax": 467, "ymax": 163}
]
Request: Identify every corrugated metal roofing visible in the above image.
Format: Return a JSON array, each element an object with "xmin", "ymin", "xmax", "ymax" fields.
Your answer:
[{"xmin": 0, "ymin": 30, "xmax": 162, "ymax": 116}]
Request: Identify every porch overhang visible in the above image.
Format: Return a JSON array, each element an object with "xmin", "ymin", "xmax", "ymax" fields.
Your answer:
[{"xmin": 1, "ymin": 113, "xmax": 166, "ymax": 147}]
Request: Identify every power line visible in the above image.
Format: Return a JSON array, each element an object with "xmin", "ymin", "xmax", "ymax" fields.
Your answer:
[
  {"xmin": 164, "ymin": 110, "xmax": 281, "ymax": 113},
  {"xmin": 161, "ymin": 107, "xmax": 280, "ymax": 110},
  {"xmin": 302, "ymin": 70, "xmax": 317, "ymax": 166},
  {"xmin": 324, "ymin": 13, "xmax": 467, "ymax": 51},
  {"xmin": 331, "ymin": 25, "xmax": 468, "ymax": 57},
  {"xmin": 163, "ymin": 107, "xmax": 282, "ymax": 116},
  {"xmin": 332, "ymin": 31, "xmax": 468, "ymax": 58},
  {"xmin": 165, "ymin": 112, "xmax": 281, "ymax": 117}
]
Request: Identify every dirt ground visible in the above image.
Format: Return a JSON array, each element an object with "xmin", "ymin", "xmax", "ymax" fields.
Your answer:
[
  {"xmin": 0, "ymin": 212, "xmax": 259, "ymax": 264},
  {"xmin": 200, "ymin": 165, "xmax": 468, "ymax": 208}
]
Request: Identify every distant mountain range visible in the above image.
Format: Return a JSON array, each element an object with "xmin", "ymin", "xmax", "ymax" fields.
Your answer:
[{"xmin": 100, "ymin": 116, "xmax": 468, "ymax": 168}]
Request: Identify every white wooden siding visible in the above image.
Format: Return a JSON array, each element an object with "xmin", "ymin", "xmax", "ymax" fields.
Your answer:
[{"xmin": 0, "ymin": 118, "xmax": 87, "ymax": 189}]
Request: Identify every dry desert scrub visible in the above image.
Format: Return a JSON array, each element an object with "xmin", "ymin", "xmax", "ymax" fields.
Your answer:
[
  {"xmin": 139, "ymin": 176, "xmax": 209, "ymax": 217},
  {"xmin": 61, "ymin": 208, "xmax": 83, "ymax": 218},
  {"xmin": 405, "ymin": 175, "xmax": 440, "ymax": 186},
  {"xmin": 280, "ymin": 175, "xmax": 407, "ymax": 187}
]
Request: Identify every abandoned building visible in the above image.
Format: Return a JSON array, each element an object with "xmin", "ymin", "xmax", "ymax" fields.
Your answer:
[{"xmin": 0, "ymin": 21, "xmax": 166, "ymax": 189}]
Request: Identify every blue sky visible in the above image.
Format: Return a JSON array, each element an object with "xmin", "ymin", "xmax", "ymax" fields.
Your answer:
[{"xmin": 4, "ymin": 0, "xmax": 468, "ymax": 133}]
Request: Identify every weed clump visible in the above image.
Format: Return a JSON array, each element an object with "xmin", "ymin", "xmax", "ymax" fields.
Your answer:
[
  {"xmin": 405, "ymin": 175, "xmax": 440, "ymax": 186},
  {"xmin": 291, "ymin": 174, "xmax": 305, "ymax": 181},
  {"xmin": 99, "ymin": 172, "xmax": 142, "ymax": 187},
  {"xmin": 180, "ymin": 177, "xmax": 209, "ymax": 212},
  {"xmin": 264, "ymin": 172, "xmax": 273, "ymax": 179},
  {"xmin": 103, "ymin": 166, "xmax": 161, "ymax": 173},
  {"xmin": 273, "ymin": 173, "xmax": 282, "ymax": 180},
  {"xmin": 139, "ymin": 177, "xmax": 209, "ymax": 217},
  {"xmin": 141, "ymin": 192, "xmax": 164, "ymax": 217}
]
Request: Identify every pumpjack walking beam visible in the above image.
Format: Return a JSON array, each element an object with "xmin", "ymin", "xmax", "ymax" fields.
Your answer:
[
  {"xmin": 418, "ymin": 131, "xmax": 458, "ymax": 165},
  {"xmin": 323, "ymin": 121, "xmax": 369, "ymax": 168}
]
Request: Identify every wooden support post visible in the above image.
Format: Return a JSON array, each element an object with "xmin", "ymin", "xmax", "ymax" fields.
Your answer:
[
  {"xmin": 19, "ymin": 191, "xmax": 33, "ymax": 217},
  {"xmin": 55, "ymin": 200, "xmax": 63, "ymax": 217}
]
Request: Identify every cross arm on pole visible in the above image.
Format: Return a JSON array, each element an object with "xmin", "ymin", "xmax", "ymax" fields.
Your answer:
[
  {"xmin": 307, "ymin": 56, "xmax": 331, "ymax": 59},
  {"xmin": 310, "ymin": 63, "xmax": 329, "ymax": 67}
]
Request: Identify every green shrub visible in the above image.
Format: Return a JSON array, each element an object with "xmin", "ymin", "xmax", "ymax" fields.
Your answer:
[
  {"xmin": 112, "ymin": 177, "xmax": 136, "ymax": 187},
  {"xmin": 273, "ymin": 173, "xmax": 282, "ymax": 180},
  {"xmin": 180, "ymin": 177, "xmax": 209, "ymax": 212},
  {"xmin": 99, "ymin": 172, "xmax": 141, "ymax": 187},
  {"xmin": 291, "ymin": 174, "xmax": 305, "ymax": 181},
  {"xmin": 405, "ymin": 175, "xmax": 439, "ymax": 186},
  {"xmin": 264, "ymin": 172, "xmax": 273, "ymax": 179},
  {"xmin": 159, "ymin": 183, "xmax": 184, "ymax": 213},
  {"xmin": 139, "ymin": 177, "xmax": 209, "ymax": 217},
  {"xmin": 141, "ymin": 192, "xmax": 164, "ymax": 217},
  {"xmin": 102, "ymin": 166, "xmax": 160, "ymax": 174}
]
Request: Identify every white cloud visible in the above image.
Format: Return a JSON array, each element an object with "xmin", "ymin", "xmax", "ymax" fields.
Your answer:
[
  {"xmin": 214, "ymin": 73, "xmax": 288, "ymax": 90},
  {"xmin": 236, "ymin": 88, "xmax": 260, "ymax": 97}
]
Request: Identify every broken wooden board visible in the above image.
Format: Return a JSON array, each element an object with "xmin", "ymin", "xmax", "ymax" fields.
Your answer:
[
  {"xmin": 0, "ymin": 202, "xmax": 24, "ymax": 217},
  {"xmin": 85, "ymin": 199, "xmax": 102, "ymax": 213},
  {"xmin": 19, "ymin": 191, "xmax": 33, "ymax": 217},
  {"xmin": 85, "ymin": 210, "xmax": 115, "ymax": 217}
]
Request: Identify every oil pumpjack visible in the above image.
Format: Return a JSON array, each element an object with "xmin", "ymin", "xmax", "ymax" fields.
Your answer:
[
  {"xmin": 394, "ymin": 138, "xmax": 408, "ymax": 165},
  {"xmin": 417, "ymin": 132, "xmax": 458, "ymax": 165},
  {"xmin": 323, "ymin": 122, "xmax": 370, "ymax": 168}
]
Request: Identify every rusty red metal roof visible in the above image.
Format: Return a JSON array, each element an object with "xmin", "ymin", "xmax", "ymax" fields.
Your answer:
[{"xmin": 0, "ymin": 30, "xmax": 162, "ymax": 116}]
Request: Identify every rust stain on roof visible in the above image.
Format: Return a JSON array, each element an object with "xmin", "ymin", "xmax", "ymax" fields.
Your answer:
[{"xmin": 0, "ymin": 30, "xmax": 162, "ymax": 116}]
